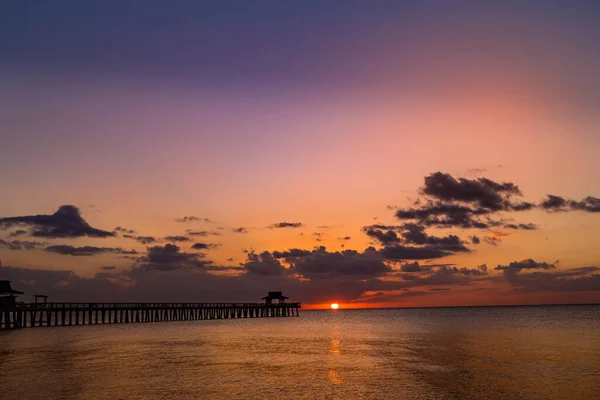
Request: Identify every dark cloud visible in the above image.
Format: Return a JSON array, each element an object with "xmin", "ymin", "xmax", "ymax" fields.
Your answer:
[
  {"xmin": 175, "ymin": 216, "xmax": 215, "ymax": 223},
  {"xmin": 191, "ymin": 242, "xmax": 220, "ymax": 250},
  {"xmin": 400, "ymin": 224, "xmax": 471, "ymax": 252},
  {"xmin": 503, "ymin": 223, "xmax": 538, "ymax": 230},
  {"xmin": 539, "ymin": 195, "xmax": 600, "ymax": 213},
  {"xmin": 430, "ymin": 287, "xmax": 452, "ymax": 291},
  {"xmin": 102, "ymin": 266, "xmax": 116, "ymax": 271},
  {"xmin": 571, "ymin": 197, "xmax": 600, "ymax": 212},
  {"xmin": 8, "ymin": 230, "xmax": 28, "ymax": 237},
  {"xmin": 243, "ymin": 251, "xmax": 288, "ymax": 276},
  {"xmin": 495, "ymin": 259, "xmax": 557, "ymax": 272},
  {"xmin": 186, "ymin": 230, "xmax": 222, "ymax": 237},
  {"xmin": 396, "ymin": 201, "xmax": 491, "ymax": 229},
  {"xmin": 134, "ymin": 236, "xmax": 156, "ymax": 244},
  {"xmin": 136, "ymin": 244, "xmax": 211, "ymax": 271},
  {"xmin": 291, "ymin": 246, "xmax": 390, "ymax": 280},
  {"xmin": 483, "ymin": 236, "xmax": 502, "ymax": 246},
  {"xmin": 272, "ymin": 248, "xmax": 312, "ymax": 259},
  {"xmin": 0, "ymin": 239, "xmax": 45, "ymax": 251},
  {"xmin": 163, "ymin": 235, "xmax": 191, "ymax": 242},
  {"xmin": 115, "ymin": 226, "xmax": 136, "ymax": 235},
  {"xmin": 232, "ymin": 227, "xmax": 248, "ymax": 233},
  {"xmin": 421, "ymin": 172, "xmax": 523, "ymax": 210},
  {"xmin": 364, "ymin": 229, "xmax": 400, "ymax": 245},
  {"xmin": 0, "ymin": 205, "xmax": 116, "ymax": 238},
  {"xmin": 470, "ymin": 235, "xmax": 481, "ymax": 244},
  {"xmin": 394, "ymin": 173, "xmax": 540, "ymax": 229},
  {"xmin": 338, "ymin": 236, "xmax": 351, "ymax": 241},
  {"xmin": 380, "ymin": 245, "xmax": 453, "ymax": 260},
  {"xmin": 46, "ymin": 245, "xmax": 138, "ymax": 257},
  {"xmin": 495, "ymin": 260, "xmax": 600, "ymax": 293},
  {"xmin": 400, "ymin": 261, "xmax": 429, "ymax": 272},
  {"xmin": 267, "ymin": 222, "xmax": 303, "ymax": 229}
]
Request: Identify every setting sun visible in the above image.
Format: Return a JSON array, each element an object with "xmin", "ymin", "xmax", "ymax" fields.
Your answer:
[{"xmin": 330, "ymin": 303, "xmax": 339, "ymax": 310}]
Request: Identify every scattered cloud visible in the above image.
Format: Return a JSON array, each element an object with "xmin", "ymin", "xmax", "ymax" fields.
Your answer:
[
  {"xmin": 0, "ymin": 205, "xmax": 116, "ymax": 238},
  {"xmin": 175, "ymin": 216, "xmax": 216, "ymax": 223},
  {"xmin": 46, "ymin": 245, "xmax": 138, "ymax": 257},
  {"xmin": 232, "ymin": 227, "xmax": 248, "ymax": 233},
  {"xmin": 0, "ymin": 239, "xmax": 45, "ymax": 251},
  {"xmin": 267, "ymin": 222, "xmax": 303, "ymax": 229},
  {"xmin": 186, "ymin": 230, "xmax": 222, "ymax": 236},
  {"xmin": 163, "ymin": 235, "xmax": 191, "ymax": 242},
  {"xmin": 483, "ymin": 236, "xmax": 502, "ymax": 246},
  {"xmin": 539, "ymin": 195, "xmax": 600, "ymax": 213},
  {"xmin": 191, "ymin": 242, "xmax": 220, "ymax": 250}
]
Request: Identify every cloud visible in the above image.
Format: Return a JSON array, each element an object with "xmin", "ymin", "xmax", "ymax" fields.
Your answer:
[
  {"xmin": 470, "ymin": 235, "xmax": 480, "ymax": 244},
  {"xmin": 8, "ymin": 230, "xmax": 28, "ymax": 237},
  {"xmin": 394, "ymin": 172, "xmax": 539, "ymax": 229},
  {"xmin": 0, "ymin": 205, "xmax": 116, "ymax": 238},
  {"xmin": 503, "ymin": 223, "xmax": 538, "ymax": 230},
  {"xmin": 163, "ymin": 235, "xmax": 191, "ymax": 242},
  {"xmin": 495, "ymin": 259, "xmax": 600, "ymax": 293},
  {"xmin": 186, "ymin": 230, "xmax": 222, "ymax": 236},
  {"xmin": 539, "ymin": 195, "xmax": 600, "ymax": 213},
  {"xmin": 483, "ymin": 236, "xmax": 502, "ymax": 246},
  {"xmin": 380, "ymin": 245, "xmax": 453, "ymax": 260},
  {"xmin": 291, "ymin": 246, "xmax": 391, "ymax": 280},
  {"xmin": 243, "ymin": 251, "xmax": 288, "ymax": 276},
  {"xmin": 45, "ymin": 245, "xmax": 138, "ymax": 257},
  {"xmin": 364, "ymin": 228, "xmax": 400, "ymax": 245},
  {"xmin": 191, "ymin": 242, "xmax": 220, "ymax": 250},
  {"xmin": 134, "ymin": 236, "xmax": 157, "ymax": 244},
  {"xmin": 421, "ymin": 172, "xmax": 524, "ymax": 210},
  {"xmin": 102, "ymin": 266, "xmax": 116, "ymax": 271},
  {"xmin": 400, "ymin": 261, "xmax": 429, "ymax": 272},
  {"xmin": 399, "ymin": 223, "xmax": 471, "ymax": 252},
  {"xmin": 0, "ymin": 239, "xmax": 45, "ymax": 251},
  {"xmin": 232, "ymin": 227, "xmax": 248, "ymax": 233},
  {"xmin": 272, "ymin": 248, "xmax": 312, "ymax": 259},
  {"xmin": 495, "ymin": 259, "xmax": 557, "ymax": 272},
  {"xmin": 135, "ymin": 244, "xmax": 211, "ymax": 271},
  {"xmin": 267, "ymin": 222, "xmax": 303, "ymax": 229},
  {"xmin": 175, "ymin": 216, "xmax": 215, "ymax": 223},
  {"xmin": 338, "ymin": 236, "xmax": 351, "ymax": 241},
  {"xmin": 114, "ymin": 226, "xmax": 136, "ymax": 235}
]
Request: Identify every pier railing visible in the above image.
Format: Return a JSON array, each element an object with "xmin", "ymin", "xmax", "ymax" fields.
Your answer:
[{"xmin": 0, "ymin": 302, "xmax": 301, "ymax": 330}]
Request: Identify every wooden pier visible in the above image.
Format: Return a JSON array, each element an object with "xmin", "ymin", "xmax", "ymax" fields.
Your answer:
[{"xmin": 0, "ymin": 302, "xmax": 301, "ymax": 330}]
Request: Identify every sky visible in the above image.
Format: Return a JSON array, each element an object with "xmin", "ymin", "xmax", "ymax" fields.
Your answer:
[{"xmin": 1, "ymin": 1, "xmax": 599, "ymax": 308}]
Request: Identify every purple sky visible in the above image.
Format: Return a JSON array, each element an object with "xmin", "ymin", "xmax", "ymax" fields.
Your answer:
[{"xmin": 1, "ymin": 1, "xmax": 599, "ymax": 308}]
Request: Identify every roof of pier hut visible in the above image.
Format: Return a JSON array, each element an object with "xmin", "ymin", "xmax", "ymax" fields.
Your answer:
[
  {"xmin": 261, "ymin": 291, "xmax": 289, "ymax": 300},
  {"xmin": 0, "ymin": 280, "xmax": 24, "ymax": 296}
]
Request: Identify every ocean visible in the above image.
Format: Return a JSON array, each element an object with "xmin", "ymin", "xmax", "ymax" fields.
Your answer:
[{"xmin": 0, "ymin": 305, "xmax": 598, "ymax": 399}]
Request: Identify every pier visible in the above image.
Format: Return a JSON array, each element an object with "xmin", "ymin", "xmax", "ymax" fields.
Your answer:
[
  {"xmin": 0, "ymin": 283, "xmax": 301, "ymax": 330},
  {"xmin": 0, "ymin": 301, "xmax": 301, "ymax": 329}
]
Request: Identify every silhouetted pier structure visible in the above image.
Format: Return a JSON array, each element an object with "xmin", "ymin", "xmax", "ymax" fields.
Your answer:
[{"xmin": 0, "ymin": 283, "xmax": 300, "ymax": 330}]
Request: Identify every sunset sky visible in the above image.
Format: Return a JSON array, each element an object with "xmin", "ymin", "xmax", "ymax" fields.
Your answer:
[{"xmin": 1, "ymin": 1, "xmax": 599, "ymax": 308}]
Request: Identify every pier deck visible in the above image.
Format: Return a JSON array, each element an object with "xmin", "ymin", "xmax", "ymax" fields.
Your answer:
[{"xmin": 0, "ymin": 302, "xmax": 301, "ymax": 329}]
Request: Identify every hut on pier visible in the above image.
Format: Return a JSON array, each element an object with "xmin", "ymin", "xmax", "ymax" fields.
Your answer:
[
  {"xmin": 0, "ymin": 280, "xmax": 23, "ymax": 308},
  {"xmin": 262, "ymin": 291, "xmax": 288, "ymax": 305}
]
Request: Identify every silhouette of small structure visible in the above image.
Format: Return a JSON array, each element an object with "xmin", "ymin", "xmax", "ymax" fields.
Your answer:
[
  {"xmin": 0, "ymin": 280, "xmax": 23, "ymax": 308},
  {"xmin": 262, "ymin": 291, "xmax": 288, "ymax": 305}
]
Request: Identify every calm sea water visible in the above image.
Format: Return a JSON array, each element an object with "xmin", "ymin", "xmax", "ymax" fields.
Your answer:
[{"xmin": 1, "ymin": 305, "xmax": 599, "ymax": 399}]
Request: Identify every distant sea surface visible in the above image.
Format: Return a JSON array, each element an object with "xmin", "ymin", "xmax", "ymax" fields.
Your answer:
[{"xmin": 1, "ymin": 305, "xmax": 599, "ymax": 399}]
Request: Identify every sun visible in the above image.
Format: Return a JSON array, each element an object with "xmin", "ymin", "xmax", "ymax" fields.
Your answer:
[{"xmin": 330, "ymin": 303, "xmax": 339, "ymax": 310}]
